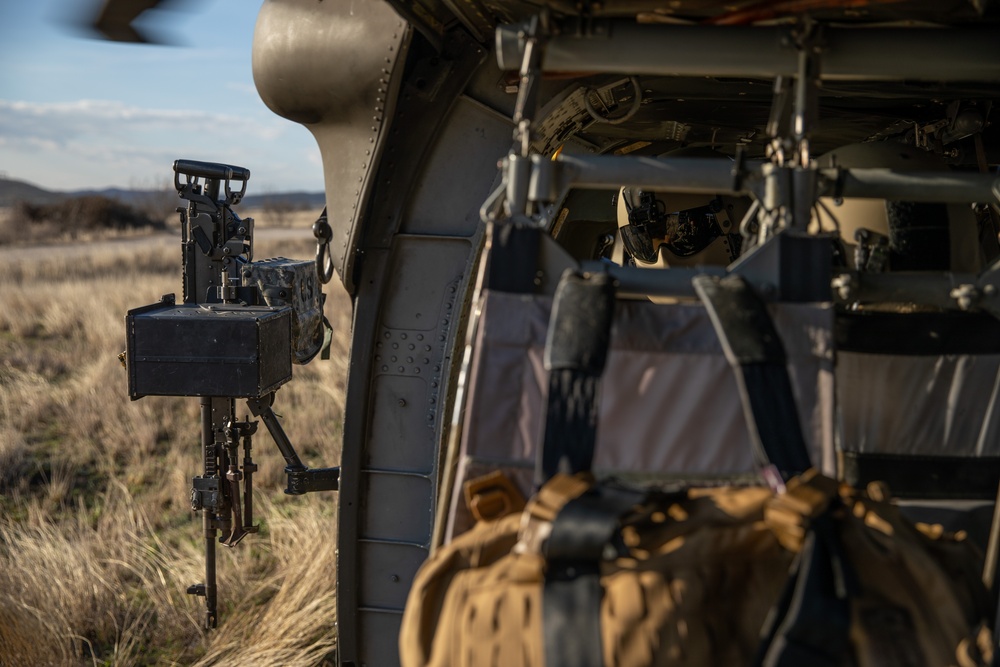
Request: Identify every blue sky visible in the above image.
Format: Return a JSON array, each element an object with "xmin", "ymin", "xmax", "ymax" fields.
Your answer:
[{"xmin": 0, "ymin": 0, "xmax": 324, "ymax": 193}]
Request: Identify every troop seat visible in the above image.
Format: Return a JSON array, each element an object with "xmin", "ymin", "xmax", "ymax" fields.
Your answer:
[
  {"xmin": 443, "ymin": 284, "xmax": 836, "ymax": 542},
  {"xmin": 441, "ymin": 226, "xmax": 1000, "ymax": 555},
  {"xmin": 835, "ymin": 308, "xmax": 1000, "ymax": 548}
]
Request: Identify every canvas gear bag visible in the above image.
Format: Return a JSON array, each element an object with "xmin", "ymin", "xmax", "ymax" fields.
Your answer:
[
  {"xmin": 400, "ymin": 270, "xmax": 995, "ymax": 666},
  {"xmin": 399, "ymin": 468, "xmax": 993, "ymax": 667}
]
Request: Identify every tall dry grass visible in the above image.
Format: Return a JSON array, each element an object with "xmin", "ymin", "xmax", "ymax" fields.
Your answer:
[{"xmin": 0, "ymin": 236, "xmax": 351, "ymax": 665}]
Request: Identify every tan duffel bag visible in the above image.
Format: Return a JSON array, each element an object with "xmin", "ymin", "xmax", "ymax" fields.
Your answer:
[{"xmin": 400, "ymin": 470, "xmax": 994, "ymax": 667}]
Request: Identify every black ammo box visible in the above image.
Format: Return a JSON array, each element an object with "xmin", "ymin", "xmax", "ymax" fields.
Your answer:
[{"xmin": 126, "ymin": 295, "xmax": 292, "ymax": 399}]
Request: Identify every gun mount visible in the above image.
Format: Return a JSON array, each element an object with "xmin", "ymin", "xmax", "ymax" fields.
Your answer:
[{"xmin": 124, "ymin": 159, "xmax": 339, "ymax": 629}]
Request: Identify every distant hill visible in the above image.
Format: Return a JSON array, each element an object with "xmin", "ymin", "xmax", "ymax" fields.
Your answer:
[
  {"xmin": 0, "ymin": 178, "xmax": 68, "ymax": 207},
  {"xmin": 0, "ymin": 177, "xmax": 325, "ymax": 211},
  {"xmin": 242, "ymin": 191, "xmax": 327, "ymax": 210}
]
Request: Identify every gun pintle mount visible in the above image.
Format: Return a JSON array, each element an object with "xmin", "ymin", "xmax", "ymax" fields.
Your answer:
[{"xmin": 124, "ymin": 159, "xmax": 339, "ymax": 629}]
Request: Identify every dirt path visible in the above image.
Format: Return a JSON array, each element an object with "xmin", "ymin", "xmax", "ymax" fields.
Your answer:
[{"xmin": 0, "ymin": 227, "xmax": 315, "ymax": 263}]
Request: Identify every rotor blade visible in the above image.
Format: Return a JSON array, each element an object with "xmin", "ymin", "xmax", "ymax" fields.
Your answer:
[{"xmin": 90, "ymin": 0, "xmax": 189, "ymax": 43}]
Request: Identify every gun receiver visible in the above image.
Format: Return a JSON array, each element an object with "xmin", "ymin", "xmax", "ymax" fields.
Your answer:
[{"xmin": 125, "ymin": 159, "xmax": 338, "ymax": 629}]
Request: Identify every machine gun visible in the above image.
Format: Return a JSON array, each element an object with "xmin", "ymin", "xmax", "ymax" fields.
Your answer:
[{"xmin": 124, "ymin": 159, "xmax": 339, "ymax": 629}]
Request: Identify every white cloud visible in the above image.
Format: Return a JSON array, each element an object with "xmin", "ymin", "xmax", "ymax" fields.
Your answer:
[
  {"xmin": 0, "ymin": 99, "xmax": 284, "ymax": 144},
  {"xmin": 0, "ymin": 98, "xmax": 324, "ymax": 192}
]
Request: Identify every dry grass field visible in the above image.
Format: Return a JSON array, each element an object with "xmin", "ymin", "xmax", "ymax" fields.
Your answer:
[{"xmin": 0, "ymin": 230, "xmax": 351, "ymax": 665}]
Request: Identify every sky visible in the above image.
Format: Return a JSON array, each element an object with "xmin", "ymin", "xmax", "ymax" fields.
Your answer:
[{"xmin": 0, "ymin": 0, "xmax": 324, "ymax": 193}]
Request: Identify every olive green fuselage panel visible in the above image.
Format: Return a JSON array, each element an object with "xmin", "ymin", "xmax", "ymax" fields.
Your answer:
[
  {"xmin": 253, "ymin": 0, "xmax": 410, "ymax": 294},
  {"xmin": 253, "ymin": 2, "xmax": 518, "ymax": 664}
]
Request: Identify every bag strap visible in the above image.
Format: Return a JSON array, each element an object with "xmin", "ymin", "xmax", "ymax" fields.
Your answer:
[
  {"xmin": 487, "ymin": 223, "xmax": 543, "ymax": 293},
  {"xmin": 692, "ymin": 274, "xmax": 812, "ymax": 478},
  {"xmin": 692, "ymin": 275, "xmax": 860, "ymax": 665},
  {"xmin": 753, "ymin": 513, "xmax": 855, "ymax": 667},
  {"xmin": 542, "ymin": 483, "xmax": 641, "ymax": 667},
  {"xmin": 536, "ymin": 269, "xmax": 618, "ymax": 667},
  {"xmin": 536, "ymin": 269, "xmax": 616, "ymax": 486},
  {"xmin": 755, "ymin": 472, "xmax": 857, "ymax": 666}
]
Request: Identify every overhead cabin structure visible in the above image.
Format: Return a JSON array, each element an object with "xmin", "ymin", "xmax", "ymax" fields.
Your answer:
[{"xmin": 251, "ymin": 1, "xmax": 1000, "ymax": 665}]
